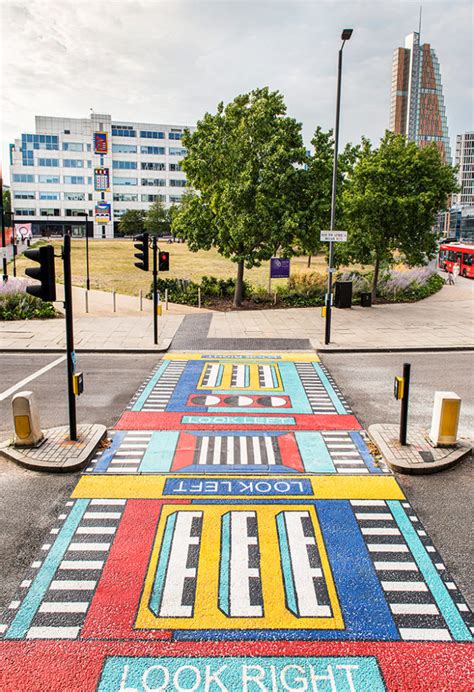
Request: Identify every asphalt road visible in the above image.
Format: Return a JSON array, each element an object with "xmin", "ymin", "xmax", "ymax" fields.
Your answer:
[
  {"xmin": 321, "ymin": 350, "xmax": 474, "ymax": 607},
  {"xmin": 0, "ymin": 353, "xmax": 160, "ymax": 611}
]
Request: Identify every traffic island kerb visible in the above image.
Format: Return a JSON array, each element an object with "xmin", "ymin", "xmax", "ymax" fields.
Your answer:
[
  {"xmin": 368, "ymin": 423, "xmax": 472, "ymax": 474},
  {"xmin": 0, "ymin": 423, "xmax": 107, "ymax": 472}
]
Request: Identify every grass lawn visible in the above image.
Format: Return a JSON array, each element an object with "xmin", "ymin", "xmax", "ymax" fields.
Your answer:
[{"xmin": 12, "ymin": 239, "xmax": 359, "ymax": 297}]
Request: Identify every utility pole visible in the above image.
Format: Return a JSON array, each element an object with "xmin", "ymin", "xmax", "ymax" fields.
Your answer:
[
  {"xmin": 85, "ymin": 213, "xmax": 90, "ymax": 291},
  {"xmin": 63, "ymin": 234, "xmax": 77, "ymax": 440},
  {"xmin": 152, "ymin": 235, "xmax": 158, "ymax": 345},
  {"xmin": 0, "ymin": 167, "xmax": 8, "ymax": 283}
]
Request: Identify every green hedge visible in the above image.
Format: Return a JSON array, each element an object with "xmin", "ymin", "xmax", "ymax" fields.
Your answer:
[{"xmin": 0, "ymin": 293, "xmax": 57, "ymax": 320}]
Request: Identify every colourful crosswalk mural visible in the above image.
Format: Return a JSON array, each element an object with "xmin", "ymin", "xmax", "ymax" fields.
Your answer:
[{"xmin": 1, "ymin": 352, "xmax": 472, "ymax": 691}]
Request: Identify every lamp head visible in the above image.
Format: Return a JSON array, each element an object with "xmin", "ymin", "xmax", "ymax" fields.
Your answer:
[{"xmin": 341, "ymin": 29, "xmax": 353, "ymax": 41}]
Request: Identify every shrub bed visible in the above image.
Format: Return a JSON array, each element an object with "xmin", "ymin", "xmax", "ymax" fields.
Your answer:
[{"xmin": 0, "ymin": 291, "xmax": 57, "ymax": 320}]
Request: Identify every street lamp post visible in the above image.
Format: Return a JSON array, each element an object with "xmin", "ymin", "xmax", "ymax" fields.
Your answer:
[
  {"xmin": 85, "ymin": 213, "xmax": 90, "ymax": 291},
  {"xmin": 0, "ymin": 168, "xmax": 8, "ymax": 283},
  {"xmin": 325, "ymin": 28, "xmax": 353, "ymax": 346}
]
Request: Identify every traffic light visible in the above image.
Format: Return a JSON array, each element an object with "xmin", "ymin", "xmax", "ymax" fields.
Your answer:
[
  {"xmin": 24, "ymin": 245, "xmax": 56, "ymax": 302},
  {"xmin": 159, "ymin": 251, "xmax": 170, "ymax": 272},
  {"xmin": 134, "ymin": 232, "xmax": 149, "ymax": 271}
]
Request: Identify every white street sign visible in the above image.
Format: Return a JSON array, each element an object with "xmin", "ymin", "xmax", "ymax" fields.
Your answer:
[{"xmin": 320, "ymin": 230, "xmax": 347, "ymax": 242}]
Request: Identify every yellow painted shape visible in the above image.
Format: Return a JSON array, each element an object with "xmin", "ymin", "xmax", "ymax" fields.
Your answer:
[
  {"xmin": 197, "ymin": 362, "xmax": 283, "ymax": 391},
  {"xmin": 440, "ymin": 399, "xmax": 460, "ymax": 437},
  {"xmin": 14, "ymin": 415, "xmax": 31, "ymax": 439},
  {"xmin": 163, "ymin": 353, "xmax": 320, "ymax": 363},
  {"xmin": 136, "ymin": 503, "xmax": 343, "ymax": 630},
  {"xmin": 72, "ymin": 474, "xmax": 405, "ymax": 500}
]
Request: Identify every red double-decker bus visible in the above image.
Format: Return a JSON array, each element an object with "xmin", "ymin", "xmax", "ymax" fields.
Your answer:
[{"xmin": 438, "ymin": 242, "xmax": 474, "ymax": 278}]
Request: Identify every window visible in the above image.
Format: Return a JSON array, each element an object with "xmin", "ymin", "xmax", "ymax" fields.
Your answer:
[
  {"xmin": 170, "ymin": 179, "xmax": 186, "ymax": 187},
  {"xmin": 13, "ymin": 174, "xmax": 35, "ymax": 183},
  {"xmin": 87, "ymin": 144, "xmax": 92, "ymax": 152},
  {"xmin": 112, "ymin": 160, "xmax": 137, "ymax": 169},
  {"xmin": 141, "ymin": 162, "xmax": 165, "ymax": 171},
  {"xmin": 64, "ymin": 129, "xmax": 70, "ymax": 134},
  {"xmin": 21, "ymin": 133, "xmax": 59, "ymax": 151},
  {"xmin": 64, "ymin": 192, "xmax": 85, "ymax": 201},
  {"xmin": 169, "ymin": 163, "xmax": 182, "ymax": 171},
  {"xmin": 141, "ymin": 178, "xmax": 166, "ymax": 186},
  {"xmin": 112, "ymin": 127, "xmax": 136, "ymax": 137},
  {"xmin": 113, "ymin": 193, "xmax": 138, "ymax": 202},
  {"xmin": 169, "ymin": 195, "xmax": 183, "ymax": 203},
  {"xmin": 38, "ymin": 158, "xmax": 60, "ymax": 167},
  {"xmin": 141, "ymin": 146, "xmax": 165, "ymax": 155},
  {"xmin": 64, "ymin": 159, "xmax": 84, "ymax": 168},
  {"xmin": 15, "ymin": 208, "xmax": 35, "ymax": 216},
  {"xmin": 65, "ymin": 209, "xmax": 87, "ymax": 216},
  {"xmin": 113, "ymin": 176, "xmax": 137, "ymax": 186},
  {"xmin": 63, "ymin": 142, "xmax": 83, "ymax": 151},
  {"xmin": 39, "ymin": 191, "xmax": 60, "ymax": 200},
  {"xmin": 169, "ymin": 147, "xmax": 187, "ymax": 156},
  {"xmin": 112, "ymin": 143, "xmax": 137, "ymax": 153},
  {"xmin": 63, "ymin": 175, "xmax": 84, "ymax": 184},
  {"xmin": 168, "ymin": 132, "xmax": 183, "ymax": 140},
  {"xmin": 14, "ymin": 191, "xmax": 35, "ymax": 199},
  {"xmin": 40, "ymin": 208, "xmax": 61, "ymax": 216},
  {"xmin": 140, "ymin": 130, "xmax": 165, "ymax": 139},
  {"xmin": 88, "ymin": 177, "xmax": 92, "ymax": 185},
  {"xmin": 114, "ymin": 209, "xmax": 128, "ymax": 218},
  {"xmin": 39, "ymin": 175, "xmax": 61, "ymax": 184},
  {"xmin": 141, "ymin": 194, "xmax": 166, "ymax": 203}
]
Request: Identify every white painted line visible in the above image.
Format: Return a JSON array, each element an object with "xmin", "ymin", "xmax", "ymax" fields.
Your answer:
[
  {"xmin": 9, "ymin": 601, "xmax": 20, "ymax": 609},
  {"xmin": 59, "ymin": 560, "xmax": 104, "ymax": 570},
  {"xmin": 390, "ymin": 603, "xmax": 439, "ymax": 615},
  {"xmin": 40, "ymin": 602, "xmax": 89, "ymax": 613},
  {"xmin": 381, "ymin": 581, "xmax": 428, "ymax": 592},
  {"xmin": 68, "ymin": 543, "xmax": 110, "ymax": 552},
  {"xmin": 356, "ymin": 513, "xmax": 393, "ymax": 520},
  {"xmin": 90, "ymin": 499, "xmax": 125, "ymax": 506},
  {"xmin": 351, "ymin": 500, "xmax": 386, "ymax": 506},
  {"xmin": 374, "ymin": 561, "xmax": 418, "ymax": 571},
  {"xmin": 0, "ymin": 355, "xmax": 66, "ymax": 402},
  {"xmin": 0, "ymin": 625, "xmax": 7, "ymax": 634},
  {"xmin": 49, "ymin": 580, "xmax": 96, "ymax": 590},
  {"xmin": 457, "ymin": 603, "xmax": 468, "ymax": 612},
  {"xmin": 362, "ymin": 528, "xmax": 401, "ymax": 536},
  {"xmin": 399, "ymin": 628, "xmax": 451, "ymax": 641},
  {"xmin": 20, "ymin": 580, "xmax": 32, "ymax": 588},
  {"xmin": 367, "ymin": 544, "xmax": 409, "ymax": 552},
  {"xmin": 75, "ymin": 527, "xmax": 116, "ymax": 535},
  {"xmin": 27, "ymin": 626, "xmax": 80, "ymax": 639},
  {"xmin": 83, "ymin": 512, "xmax": 121, "ymax": 519}
]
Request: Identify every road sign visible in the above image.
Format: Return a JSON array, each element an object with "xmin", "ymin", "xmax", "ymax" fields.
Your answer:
[{"xmin": 320, "ymin": 230, "xmax": 347, "ymax": 242}]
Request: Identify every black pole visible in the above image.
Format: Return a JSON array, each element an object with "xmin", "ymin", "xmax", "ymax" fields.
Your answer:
[
  {"xmin": 12, "ymin": 211, "xmax": 16, "ymax": 278},
  {"xmin": 399, "ymin": 362, "xmax": 411, "ymax": 446},
  {"xmin": 0, "ymin": 172, "xmax": 7, "ymax": 283},
  {"xmin": 325, "ymin": 43, "xmax": 345, "ymax": 345},
  {"xmin": 63, "ymin": 234, "xmax": 77, "ymax": 441},
  {"xmin": 152, "ymin": 235, "xmax": 158, "ymax": 345},
  {"xmin": 85, "ymin": 214, "xmax": 90, "ymax": 291}
]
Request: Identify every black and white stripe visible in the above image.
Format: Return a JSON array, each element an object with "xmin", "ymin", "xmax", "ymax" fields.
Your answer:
[
  {"xmin": 317, "ymin": 363, "xmax": 353, "ymax": 412},
  {"xmin": 126, "ymin": 364, "xmax": 159, "ymax": 410},
  {"xmin": 141, "ymin": 361, "xmax": 186, "ymax": 411},
  {"xmin": 106, "ymin": 431, "xmax": 152, "ymax": 473},
  {"xmin": 322, "ymin": 432, "xmax": 369, "ymax": 473},
  {"xmin": 352, "ymin": 500, "xmax": 456, "ymax": 641},
  {"xmin": 295, "ymin": 363, "xmax": 337, "ymax": 414},
  {"xmin": 193, "ymin": 435, "xmax": 282, "ymax": 466}
]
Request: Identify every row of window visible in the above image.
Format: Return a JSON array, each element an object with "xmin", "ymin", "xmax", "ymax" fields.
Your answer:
[
  {"xmin": 13, "ymin": 174, "xmax": 91, "ymax": 184},
  {"xmin": 112, "ymin": 128, "xmax": 183, "ymax": 140},
  {"xmin": 14, "ymin": 194, "xmax": 184, "ymax": 217},
  {"xmin": 14, "ymin": 191, "xmax": 89, "ymax": 201},
  {"xmin": 112, "ymin": 177, "xmax": 186, "ymax": 187}
]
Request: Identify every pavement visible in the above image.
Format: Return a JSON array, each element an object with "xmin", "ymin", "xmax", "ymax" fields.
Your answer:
[
  {"xmin": 0, "ymin": 351, "xmax": 472, "ymax": 690},
  {"xmin": 1, "ymin": 274, "xmax": 472, "ymax": 352}
]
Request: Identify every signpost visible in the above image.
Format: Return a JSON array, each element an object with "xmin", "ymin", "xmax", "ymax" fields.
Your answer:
[
  {"xmin": 321, "ymin": 230, "xmax": 347, "ymax": 344},
  {"xmin": 320, "ymin": 230, "xmax": 347, "ymax": 243},
  {"xmin": 270, "ymin": 258, "xmax": 290, "ymax": 279}
]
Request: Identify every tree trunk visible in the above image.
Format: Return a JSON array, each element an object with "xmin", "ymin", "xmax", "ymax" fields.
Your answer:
[
  {"xmin": 307, "ymin": 255, "xmax": 312, "ymax": 268},
  {"xmin": 372, "ymin": 256, "xmax": 380, "ymax": 303},
  {"xmin": 233, "ymin": 260, "xmax": 245, "ymax": 308}
]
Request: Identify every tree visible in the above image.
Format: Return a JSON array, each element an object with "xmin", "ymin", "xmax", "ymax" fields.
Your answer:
[
  {"xmin": 145, "ymin": 199, "xmax": 170, "ymax": 236},
  {"xmin": 2, "ymin": 187, "xmax": 11, "ymax": 226},
  {"xmin": 172, "ymin": 87, "xmax": 306, "ymax": 307},
  {"xmin": 340, "ymin": 131, "xmax": 458, "ymax": 301},
  {"xmin": 118, "ymin": 209, "xmax": 146, "ymax": 237}
]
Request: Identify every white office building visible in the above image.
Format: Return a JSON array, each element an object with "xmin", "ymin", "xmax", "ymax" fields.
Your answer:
[{"xmin": 10, "ymin": 113, "xmax": 194, "ymax": 239}]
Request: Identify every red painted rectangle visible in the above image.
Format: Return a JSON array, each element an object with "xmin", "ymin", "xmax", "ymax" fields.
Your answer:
[
  {"xmin": 278, "ymin": 432, "xmax": 305, "ymax": 472},
  {"xmin": 172, "ymin": 432, "xmax": 197, "ymax": 471}
]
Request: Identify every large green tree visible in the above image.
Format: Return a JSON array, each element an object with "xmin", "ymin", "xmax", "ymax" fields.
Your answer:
[
  {"xmin": 118, "ymin": 209, "xmax": 146, "ymax": 237},
  {"xmin": 172, "ymin": 87, "xmax": 306, "ymax": 306},
  {"xmin": 145, "ymin": 199, "xmax": 171, "ymax": 236},
  {"xmin": 340, "ymin": 131, "xmax": 458, "ymax": 301}
]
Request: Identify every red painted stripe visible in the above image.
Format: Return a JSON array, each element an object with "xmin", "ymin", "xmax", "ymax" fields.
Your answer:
[
  {"xmin": 82, "ymin": 499, "xmax": 186, "ymax": 641},
  {"xmin": 1, "ymin": 641, "xmax": 472, "ymax": 692},
  {"xmin": 116, "ymin": 411, "xmax": 361, "ymax": 431},
  {"xmin": 278, "ymin": 432, "xmax": 305, "ymax": 472},
  {"xmin": 172, "ymin": 432, "xmax": 197, "ymax": 471}
]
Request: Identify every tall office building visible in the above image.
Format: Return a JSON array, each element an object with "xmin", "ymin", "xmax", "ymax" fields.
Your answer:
[
  {"xmin": 389, "ymin": 32, "xmax": 451, "ymax": 163},
  {"xmin": 448, "ymin": 132, "xmax": 474, "ymax": 241},
  {"xmin": 10, "ymin": 113, "xmax": 193, "ymax": 239}
]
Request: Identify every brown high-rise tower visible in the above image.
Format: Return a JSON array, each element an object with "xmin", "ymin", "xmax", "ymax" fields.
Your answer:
[{"xmin": 389, "ymin": 32, "xmax": 451, "ymax": 163}]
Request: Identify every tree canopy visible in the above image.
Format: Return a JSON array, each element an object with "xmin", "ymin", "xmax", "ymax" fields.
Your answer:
[
  {"xmin": 145, "ymin": 199, "xmax": 171, "ymax": 236},
  {"xmin": 338, "ymin": 131, "xmax": 458, "ymax": 299},
  {"xmin": 172, "ymin": 87, "xmax": 306, "ymax": 306},
  {"xmin": 118, "ymin": 209, "xmax": 146, "ymax": 237}
]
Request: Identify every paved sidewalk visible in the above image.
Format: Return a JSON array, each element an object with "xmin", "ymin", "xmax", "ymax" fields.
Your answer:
[{"xmin": 208, "ymin": 277, "xmax": 474, "ymax": 350}]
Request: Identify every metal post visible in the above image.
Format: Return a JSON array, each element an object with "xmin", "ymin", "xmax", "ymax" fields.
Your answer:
[
  {"xmin": 113, "ymin": 290, "xmax": 116, "ymax": 313},
  {"xmin": 13, "ymin": 243, "xmax": 17, "ymax": 277},
  {"xmin": 63, "ymin": 234, "xmax": 77, "ymax": 441},
  {"xmin": 85, "ymin": 215, "xmax": 90, "ymax": 291},
  {"xmin": 152, "ymin": 236, "xmax": 158, "ymax": 345},
  {"xmin": 399, "ymin": 362, "xmax": 411, "ymax": 446},
  {"xmin": 139, "ymin": 289, "xmax": 143, "ymax": 311},
  {"xmin": 325, "ymin": 42, "xmax": 345, "ymax": 346},
  {"xmin": 198, "ymin": 286, "xmax": 201, "ymax": 309},
  {"xmin": 157, "ymin": 291, "xmax": 160, "ymax": 343},
  {"xmin": 165, "ymin": 288, "xmax": 168, "ymax": 310},
  {"xmin": 85, "ymin": 290, "xmax": 89, "ymax": 314},
  {"xmin": 0, "ymin": 171, "xmax": 7, "ymax": 283}
]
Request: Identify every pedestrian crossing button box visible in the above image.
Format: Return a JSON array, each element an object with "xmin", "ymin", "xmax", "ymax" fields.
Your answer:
[
  {"xmin": 73, "ymin": 372, "xmax": 84, "ymax": 396},
  {"xmin": 12, "ymin": 390, "xmax": 44, "ymax": 447},
  {"xmin": 429, "ymin": 391, "xmax": 461, "ymax": 446},
  {"xmin": 393, "ymin": 376, "xmax": 404, "ymax": 400}
]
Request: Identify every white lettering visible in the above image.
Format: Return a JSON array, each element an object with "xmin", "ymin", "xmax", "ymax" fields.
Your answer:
[
  {"xmin": 205, "ymin": 481, "xmax": 218, "ymax": 493},
  {"xmin": 142, "ymin": 665, "xmax": 169, "ymax": 692},
  {"xmin": 173, "ymin": 665, "xmax": 201, "ymax": 692},
  {"xmin": 309, "ymin": 664, "xmax": 336, "ymax": 692},
  {"xmin": 171, "ymin": 481, "xmax": 186, "ymax": 493},
  {"xmin": 119, "ymin": 665, "xmax": 138, "ymax": 692},
  {"xmin": 205, "ymin": 664, "xmax": 229, "ymax": 691},
  {"xmin": 280, "ymin": 665, "xmax": 308, "ymax": 691},
  {"xmin": 243, "ymin": 665, "xmax": 268, "ymax": 692},
  {"xmin": 255, "ymin": 482, "xmax": 271, "ymax": 493},
  {"xmin": 274, "ymin": 482, "xmax": 290, "ymax": 493},
  {"xmin": 336, "ymin": 665, "xmax": 359, "ymax": 692}
]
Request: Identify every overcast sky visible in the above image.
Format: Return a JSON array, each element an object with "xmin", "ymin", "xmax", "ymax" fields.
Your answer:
[{"xmin": 1, "ymin": 0, "xmax": 473, "ymax": 183}]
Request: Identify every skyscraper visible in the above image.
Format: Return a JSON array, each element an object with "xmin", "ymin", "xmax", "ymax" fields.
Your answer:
[{"xmin": 389, "ymin": 32, "xmax": 451, "ymax": 163}]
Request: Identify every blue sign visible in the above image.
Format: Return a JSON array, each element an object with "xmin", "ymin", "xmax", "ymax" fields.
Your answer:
[
  {"xmin": 270, "ymin": 257, "xmax": 290, "ymax": 279},
  {"xmin": 164, "ymin": 477, "xmax": 313, "ymax": 496}
]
